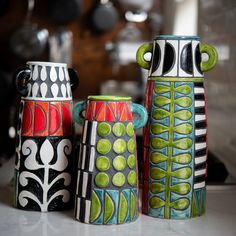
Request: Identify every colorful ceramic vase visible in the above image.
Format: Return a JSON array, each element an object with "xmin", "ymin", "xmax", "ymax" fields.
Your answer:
[
  {"xmin": 73, "ymin": 95, "xmax": 147, "ymax": 224},
  {"xmin": 14, "ymin": 61, "xmax": 79, "ymax": 212},
  {"xmin": 136, "ymin": 35, "xmax": 218, "ymax": 219}
]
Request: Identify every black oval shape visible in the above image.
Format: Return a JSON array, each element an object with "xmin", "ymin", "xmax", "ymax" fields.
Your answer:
[
  {"xmin": 163, "ymin": 42, "xmax": 175, "ymax": 74},
  {"xmin": 180, "ymin": 43, "xmax": 193, "ymax": 74},
  {"xmin": 151, "ymin": 43, "xmax": 161, "ymax": 74},
  {"xmin": 195, "ymin": 44, "xmax": 203, "ymax": 74}
]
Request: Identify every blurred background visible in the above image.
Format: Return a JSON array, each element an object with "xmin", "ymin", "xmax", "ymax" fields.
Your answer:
[{"xmin": 0, "ymin": 0, "xmax": 235, "ymax": 186}]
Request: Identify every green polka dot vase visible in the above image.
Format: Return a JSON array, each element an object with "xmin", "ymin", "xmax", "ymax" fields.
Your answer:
[{"xmin": 73, "ymin": 95, "xmax": 147, "ymax": 224}]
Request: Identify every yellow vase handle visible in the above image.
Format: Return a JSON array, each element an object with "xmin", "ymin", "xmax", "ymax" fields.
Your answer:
[
  {"xmin": 136, "ymin": 43, "xmax": 153, "ymax": 70},
  {"xmin": 200, "ymin": 43, "xmax": 218, "ymax": 72}
]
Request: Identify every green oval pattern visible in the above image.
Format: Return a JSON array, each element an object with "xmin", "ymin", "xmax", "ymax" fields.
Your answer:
[
  {"xmin": 118, "ymin": 192, "xmax": 128, "ymax": 224},
  {"xmin": 170, "ymin": 183, "xmax": 191, "ymax": 195},
  {"xmin": 104, "ymin": 193, "xmax": 115, "ymax": 224},
  {"xmin": 113, "ymin": 139, "xmax": 126, "ymax": 154},
  {"xmin": 128, "ymin": 154, "xmax": 136, "ymax": 168},
  {"xmin": 150, "ymin": 152, "xmax": 168, "ymax": 164},
  {"xmin": 149, "ymin": 196, "xmax": 165, "ymax": 209},
  {"xmin": 152, "ymin": 108, "xmax": 170, "ymax": 120},
  {"xmin": 154, "ymin": 84, "xmax": 170, "ymax": 94},
  {"xmin": 175, "ymin": 97, "xmax": 192, "ymax": 107},
  {"xmin": 113, "ymin": 155, "xmax": 126, "ymax": 171},
  {"xmin": 151, "ymin": 138, "xmax": 168, "ymax": 149},
  {"xmin": 172, "ymin": 167, "xmax": 192, "ymax": 179},
  {"xmin": 112, "ymin": 172, "xmax": 126, "ymax": 187},
  {"xmin": 150, "ymin": 182, "xmax": 165, "ymax": 193},
  {"xmin": 172, "ymin": 153, "xmax": 192, "ymax": 164},
  {"xmin": 173, "ymin": 138, "xmax": 192, "ymax": 150},
  {"xmin": 90, "ymin": 191, "xmax": 101, "ymax": 223},
  {"xmin": 150, "ymin": 167, "xmax": 166, "ymax": 179},
  {"xmin": 126, "ymin": 122, "xmax": 134, "ymax": 137},
  {"xmin": 97, "ymin": 122, "xmax": 111, "ymax": 137},
  {"xmin": 112, "ymin": 122, "xmax": 126, "ymax": 137},
  {"xmin": 95, "ymin": 172, "xmax": 109, "ymax": 187},
  {"xmin": 127, "ymin": 139, "xmax": 135, "ymax": 153},
  {"xmin": 127, "ymin": 170, "xmax": 136, "ymax": 186},
  {"xmin": 171, "ymin": 198, "xmax": 190, "ymax": 210},
  {"xmin": 96, "ymin": 156, "xmax": 110, "ymax": 171},
  {"xmin": 97, "ymin": 139, "xmax": 111, "ymax": 154},
  {"xmin": 154, "ymin": 96, "xmax": 171, "ymax": 107},
  {"xmin": 174, "ymin": 110, "xmax": 192, "ymax": 120},
  {"xmin": 151, "ymin": 123, "xmax": 169, "ymax": 134},
  {"xmin": 174, "ymin": 85, "xmax": 192, "ymax": 95},
  {"xmin": 174, "ymin": 123, "xmax": 193, "ymax": 134}
]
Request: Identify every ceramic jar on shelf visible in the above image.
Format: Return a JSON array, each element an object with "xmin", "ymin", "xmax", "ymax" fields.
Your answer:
[
  {"xmin": 73, "ymin": 95, "xmax": 147, "ymax": 224},
  {"xmin": 136, "ymin": 35, "xmax": 218, "ymax": 219},
  {"xmin": 14, "ymin": 61, "xmax": 79, "ymax": 212}
]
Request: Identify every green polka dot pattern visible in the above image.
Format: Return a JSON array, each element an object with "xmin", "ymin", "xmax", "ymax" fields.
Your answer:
[
  {"xmin": 112, "ymin": 122, "xmax": 126, "ymax": 137},
  {"xmin": 96, "ymin": 156, "xmax": 110, "ymax": 171},
  {"xmin": 97, "ymin": 139, "xmax": 111, "ymax": 154},
  {"xmin": 97, "ymin": 122, "xmax": 111, "ymax": 137},
  {"xmin": 94, "ymin": 121, "xmax": 138, "ymax": 189},
  {"xmin": 113, "ymin": 156, "xmax": 126, "ymax": 171},
  {"xmin": 95, "ymin": 172, "xmax": 110, "ymax": 187},
  {"xmin": 112, "ymin": 172, "xmax": 126, "ymax": 187}
]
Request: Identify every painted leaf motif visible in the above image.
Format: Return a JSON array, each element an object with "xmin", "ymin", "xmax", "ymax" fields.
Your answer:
[
  {"xmin": 170, "ymin": 183, "xmax": 191, "ymax": 195},
  {"xmin": 171, "ymin": 198, "xmax": 190, "ymax": 210},
  {"xmin": 151, "ymin": 138, "xmax": 168, "ymax": 149},
  {"xmin": 172, "ymin": 153, "xmax": 192, "ymax": 164},
  {"xmin": 151, "ymin": 123, "xmax": 169, "ymax": 134},
  {"xmin": 154, "ymin": 85, "xmax": 170, "ymax": 94},
  {"xmin": 150, "ymin": 182, "xmax": 165, "ymax": 193},
  {"xmin": 175, "ymin": 97, "xmax": 192, "ymax": 107},
  {"xmin": 174, "ymin": 123, "xmax": 193, "ymax": 134},
  {"xmin": 152, "ymin": 108, "xmax": 170, "ymax": 120},
  {"xmin": 191, "ymin": 192, "xmax": 198, "ymax": 217},
  {"xmin": 150, "ymin": 167, "xmax": 166, "ymax": 179},
  {"xmin": 130, "ymin": 191, "xmax": 136, "ymax": 221},
  {"xmin": 150, "ymin": 152, "xmax": 168, "ymax": 164},
  {"xmin": 90, "ymin": 191, "xmax": 102, "ymax": 223},
  {"xmin": 172, "ymin": 167, "xmax": 192, "ymax": 179},
  {"xmin": 104, "ymin": 192, "xmax": 115, "ymax": 224},
  {"xmin": 200, "ymin": 190, "xmax": 205, "ymax": 215},
  {"xmin": 174, "ymin": 85, "xmax": 192, "ymax": 95},
  {"xmin": 118, "ymin": 192, "xmax": 128, "ymax": 224},
  {"xmin": 173, "ymin": 138, "xmax": 192, "ymax": 150},
  {"xmin": 174, "ymin": 110, "xmax": 192, "ymax": 120},
  {"xmin": 149, "ymin": 196, "xmax": 165, "ymax": 209},
  {"xmin": 40, "ymin": 139, "xmax": 54, "ymax": 165},
  {"xmin": 154, "ymin": 96, "xmax": 171, "ymax": 107}
]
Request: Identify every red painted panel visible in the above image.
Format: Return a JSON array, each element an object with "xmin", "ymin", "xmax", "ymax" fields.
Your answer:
[
  {"xmin": 62, "ymin": 102, "xmax": 72, "ymax": 135},
  {"xmin": 34, "ymin": 103, "xmax": 47, "ymax": 135},
  {"xmin": 49, "ymin": 103, "xmax": 61, "ymax": 135},
  {"xmin": 22, "ymin": 102, "xmax": 33, "ymax": 136}
]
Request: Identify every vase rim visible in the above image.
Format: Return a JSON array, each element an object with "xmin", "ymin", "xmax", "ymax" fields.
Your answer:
[
  {"xmin": 26, "ymin": 61, "xmax": 67, "ymax": 67},
  {"xmin": 154, "ymin": 35, "xmax": 200, "ymax": 40},
  {"xmin": 88, "ymin": 95, "xmax": 131, "ymax": 101}
]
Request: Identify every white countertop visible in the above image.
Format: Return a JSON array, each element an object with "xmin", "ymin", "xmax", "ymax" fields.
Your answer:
[{"xmin": 0, "ymin": 185, "xmax": 236, "ymax": 236}]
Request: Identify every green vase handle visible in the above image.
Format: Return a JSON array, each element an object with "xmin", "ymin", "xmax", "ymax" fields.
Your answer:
[
  {"xmin": 131, "ymin": 102, "xmax": 148, "ymax": 130},
  {"xmin": 200, "ymin": 43, "xmax": 218, "ymax": 72},
  {"xmin": 136, "ymin": 43, "xmax": 153, "ymax": 70},
  {"xmin": 73, "ymin": 100, "xmax": 86, "ymax": 126}
]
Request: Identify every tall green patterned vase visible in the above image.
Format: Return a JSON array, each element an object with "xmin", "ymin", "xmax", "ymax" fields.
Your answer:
[
  {"xmin": 73, "ymin": 95, "xmax": 147, "ymax": 224},
  {"xmin": 136, "ymin": 35, "xmax": 218, "ymax": 219}
]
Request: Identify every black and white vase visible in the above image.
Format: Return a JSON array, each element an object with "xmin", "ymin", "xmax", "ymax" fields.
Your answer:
[{"xmin": 14, "ymin": 61, "xmax": 79, "ymax": 211}]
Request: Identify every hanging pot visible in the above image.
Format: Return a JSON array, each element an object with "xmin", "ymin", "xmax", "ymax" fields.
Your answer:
[
  {"xmin": 10, "ymin": 0, "xmax": 48, "ymax": 59},
  {"xmin": 92, "ymin": 0, "xmax": 118, "ymax": 32}
]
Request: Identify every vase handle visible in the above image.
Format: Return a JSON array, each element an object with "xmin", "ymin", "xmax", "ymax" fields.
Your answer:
[
  {"xmin": 14, "ymin": 68, "xmax": 31, "ymax": 97},
  {"xmin": 200, "ymin": 43, "xmax": 218, "ymax": 72},
  {"xmin": 73, "ymin": 101, "xmax": 86, "ymax": 126},
  {"xmin": 68, "ymin": 68, "xmax": 79, "ymax": 91},
  {"xmin": 136, "ymin": 43, "xmax": 153, "ymax": 70},
  {"xmin": 131, "ymin": 102, "xmax": 148, "ymax": 130}
]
